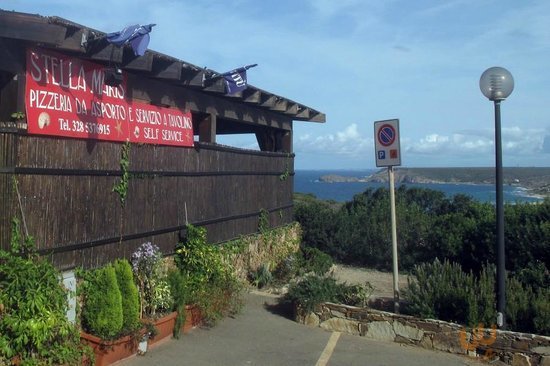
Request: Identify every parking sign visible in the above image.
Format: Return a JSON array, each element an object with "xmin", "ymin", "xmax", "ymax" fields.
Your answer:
[{"xmin": 374, "ymin": 119, "xmax": 401, "ymax": 167}]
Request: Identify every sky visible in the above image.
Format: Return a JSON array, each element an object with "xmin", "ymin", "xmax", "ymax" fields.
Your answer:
[{"xmin": 3, "ymin": 0, "xmax": 550, "ymax": 169}]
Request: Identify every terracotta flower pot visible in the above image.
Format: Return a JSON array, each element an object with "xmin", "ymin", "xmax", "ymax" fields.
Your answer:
[
  {"xmin": 147, "ymin": 311, "xmax": 178, "ymax": 347},
  {"xmin": 182, "ymin": 304, "xmax": 202, "ymax": 333},
  {"xmin": 80, "ymin": 331, "xmax": 140, "ymax": 366}
]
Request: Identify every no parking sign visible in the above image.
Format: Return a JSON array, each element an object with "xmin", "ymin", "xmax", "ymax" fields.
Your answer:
[{"xmin": 374, "ymin": 119, "xmax": 401, "ymax": 167}]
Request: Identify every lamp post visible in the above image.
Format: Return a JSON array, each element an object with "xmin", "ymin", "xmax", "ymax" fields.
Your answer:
[{"xmin": 479, "ymin": 66, "xmax": 514, "ymax": 329}]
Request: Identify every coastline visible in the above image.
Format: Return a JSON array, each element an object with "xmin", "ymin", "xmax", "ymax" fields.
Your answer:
[
  {"xmin": 296, "ymin": 170, "xmax": 547, "ymax": 203},
  {"xmin": 317, "ymin": 168, "xmax": 549, "ymax": 200}
]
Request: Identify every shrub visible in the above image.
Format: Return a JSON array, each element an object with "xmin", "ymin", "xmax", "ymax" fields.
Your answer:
[
  {"xmin": 167, "ymin": 269, "xmax": 189, "ymax": 339},
  {"xmin": 197, "ymin": 271, "xmax": 244, "ymax": 326},
  {"xmin": 406, "ymin": 259, "xmax": 481, "ymax": 326},
  {"xmin": 175, "ymin": 225, "xmax": 226, "ymax": 300},
  {"xmin": 249, "ymin": 263, "xmax": 272, "ymax": 289},
  {"xmin": 175, "ymin": 224, "xmax": 244, "ymax": 326},
  {"xmin": 282, "ymin": 275, "xmax": 373, "ymax": 313},
  {"xmin": 533, "ymin": 289, "xmax": 550, "ymax": 335},
  {"xmin": 0, "ymin": 218, "xmax": 90, "ymax": 364},
  {"xmin": 301, "ymin": 247, "xmax": 333, "ymax": 276},
  {"xmin": 113, "ymin": 259, "xmax": 141, "ymax": 333},
  {"xmin": 272, "ymin": 253, "xmax": 301, "ymax": 283},
  {"xmin": 506, "ymin": 276, "xmax": 534, "ymax": 332},
  {"xmin": 82, "ymin": 264, "xmax": 124, "ymax": 339},
  {"xmin": 515, "ymin": 261, "xmax": 549, "ymax": 293},
  {"xmin": 338, "ymin": 282, "xmax": 374, "ymax": 308}
]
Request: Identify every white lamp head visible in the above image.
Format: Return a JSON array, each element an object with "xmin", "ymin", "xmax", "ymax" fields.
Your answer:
[{"xmin": 480, "ymin": 67, "xmax": 514, "ymax": 101}]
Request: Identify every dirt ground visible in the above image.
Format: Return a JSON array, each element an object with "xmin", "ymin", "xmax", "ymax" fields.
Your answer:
[{"xmin": 330, "ymin": 264, "xmax": 410, "ymax": 300}]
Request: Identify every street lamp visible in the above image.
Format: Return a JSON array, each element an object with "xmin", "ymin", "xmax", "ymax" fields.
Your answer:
[{"xmin": 479, "ymin": 66, "xmax": 514, "ymax": 329}]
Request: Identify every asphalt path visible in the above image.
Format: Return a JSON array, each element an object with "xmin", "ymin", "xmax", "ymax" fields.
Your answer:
[{"xmin": 121, "ymin": 292, "xmax": 484, "ymax": 366}]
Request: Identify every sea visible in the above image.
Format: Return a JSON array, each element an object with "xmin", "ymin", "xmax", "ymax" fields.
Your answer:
[{"xmin": 294, "ymin": 170, "xmax": 544, "ymax": 204}]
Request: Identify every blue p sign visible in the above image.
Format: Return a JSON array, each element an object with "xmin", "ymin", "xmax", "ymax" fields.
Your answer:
[{"xmin": 378, "ymin": 150, "xmax": 386, "ymax": 159}]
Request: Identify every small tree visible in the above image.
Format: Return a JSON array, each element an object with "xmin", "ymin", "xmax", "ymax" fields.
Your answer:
[
  {"xmin": 82, "ymin": 265, "xmax": 124, "ymax": 339},
  {"xmin": 114, "ymin": 259, "xmax": 141, "ymax": 333}
]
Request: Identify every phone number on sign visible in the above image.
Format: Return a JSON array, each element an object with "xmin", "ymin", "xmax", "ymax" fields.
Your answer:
[{"xmin": 71, "ymin": 120, "xmax": 111, "ymax": 135}]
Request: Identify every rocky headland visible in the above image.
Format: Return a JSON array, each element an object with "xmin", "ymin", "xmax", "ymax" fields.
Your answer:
[{"xmin": 319, "ymin": 167, "xmax": 550, "ymax": 198}]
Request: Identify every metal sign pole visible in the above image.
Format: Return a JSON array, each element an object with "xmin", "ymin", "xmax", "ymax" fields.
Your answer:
[
  {"xmin": 374, "ymin": 118, "xmax": 401, "ymax": 314},
  {"xmin": 388, "ymin": 166, "xmax": 399, "ymax": 313}
]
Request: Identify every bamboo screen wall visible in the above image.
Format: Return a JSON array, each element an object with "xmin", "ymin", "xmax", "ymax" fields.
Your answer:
[{"xmin": 0, "ymin": 128, "xmax": 294, "ymax": 270}]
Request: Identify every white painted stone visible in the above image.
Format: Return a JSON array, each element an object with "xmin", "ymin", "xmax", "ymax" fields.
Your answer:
[
  {"xmin": 393, "ymin": 322, "xmax": 424, "ymax": 341},
  {"xmin": 365, "ymin": 321, "xmax": 396, "ymax": 342}
]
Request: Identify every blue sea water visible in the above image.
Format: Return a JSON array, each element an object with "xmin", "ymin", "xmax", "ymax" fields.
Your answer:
[{"xmin": 293, "ymin": 170, "xmax": 544, "ymax": 204}]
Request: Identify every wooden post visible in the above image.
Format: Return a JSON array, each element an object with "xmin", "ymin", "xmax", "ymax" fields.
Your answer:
[
  {"xmin": 198, "ymin": 113, "xmax": 216, "ymax": 143},
  {"xmin": 281, "ymin": 130, "xmax": 292, "ymax": 153}
]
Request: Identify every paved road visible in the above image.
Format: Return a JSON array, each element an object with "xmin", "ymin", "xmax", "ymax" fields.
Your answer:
[{"xmin": 121, "ymin": 292, "xmax": 483, "ymax": 366}]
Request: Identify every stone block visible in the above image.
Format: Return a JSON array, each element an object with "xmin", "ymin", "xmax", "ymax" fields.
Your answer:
[
  {"xmin": 533, "ymin": 347, "xmax": 550, "ymax": 356},
  {"xmin": 432, "ymin": 331, "xmax": 465, "ymax": 354},
  {"xmin": 364, "ymin": 321, "xmax": 396, "ymax": 342},
  {"xmin": 511, "ymin": 353, "xmax": 531, "ymax": 366},
  {"xmin": 393, "ymin": 321, "xmax": 424, "ymax": 342},
  {"xmin": 304, "ymin": 312, "xmax": 320, "ymax": 327},
  {"xmin": 320, "ymin": 318, "xmax": 360, "ymax": 335},
  {"xmin": 330, "ymin": 309, "xmax": 347, "ymax": 319},
  {"xmin": 411, "ymin": 320, "xmax": 441, "ymax": 333},
  {"xmin": 419, "ymin": 334, "xmax": 434, "ymax": 350},
  {"xmin": 512, "ymin": 340, "xmax": 531, "ymax": 352},
  {"xmin": 540, "ymin": 355, "xmax": 550, "ymax": 366}
]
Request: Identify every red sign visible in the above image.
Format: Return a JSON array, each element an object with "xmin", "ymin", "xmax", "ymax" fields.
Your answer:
[{"xmin": 25, "ymin": 47, "xmax": 193, "ymax": 147}]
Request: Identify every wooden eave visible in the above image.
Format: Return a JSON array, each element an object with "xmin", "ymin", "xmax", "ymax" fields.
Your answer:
[{"xmin": 0, "ymin": 9, "xmax": 326, "ymax": 124}]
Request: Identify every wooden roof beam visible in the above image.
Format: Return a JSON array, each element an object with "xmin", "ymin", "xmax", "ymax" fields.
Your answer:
[
  {"xmin": 271, "ymin": 98, "xmax": 288, "ymax": 112},
  {"xmin": 122, "ymin": 49, "xmax": 154, "ymax": 71},
  {"xmin": 0, "ymin": 11, "xmax": 67, "ymax": 45},
  {"xmin": 295, "ymin": 106, "xmax": 311, "ymax": 120},
  {"xmin": 242, "ymin": 89, "xmax": 261, "ymax": 104},
  {"xmin": 284, "ymin": 103, "xmax": 299, "ymax": 115},
  {"xmin": 151, "ymin": 57, "xmax": 182, "ymax": 80},
  {"xmin": 307, "ymin": 111, "xmax": 326, "ymax": 123},
  {"xmin": 260, "ymin": 94, "xmax": 276, "ymax": 108}
]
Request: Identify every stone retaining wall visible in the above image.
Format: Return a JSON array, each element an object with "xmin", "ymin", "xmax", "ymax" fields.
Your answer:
[{"xmin": 296, "ymin": 302, "xmax": 550, "ymax": 366}]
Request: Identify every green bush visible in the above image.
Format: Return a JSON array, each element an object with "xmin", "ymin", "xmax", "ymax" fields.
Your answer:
[
  {"xmin": 301, "ymin": 247, "xmax": 333, "ymax": 276},
  {"xmin": 406, "ymin": 259, "xmax": 488, "ymax": 326},
  {"xmin": 114, "ymin": 259, "xmax": 141, "ymax": 333},
  {"xmin": 272, "ymin": 253, "xmax": 301, "ymax": 283},
  {"xmin": 282, "ymin": 275, "xmax": 373, "ymax": 313},
  {"xmin": 0, "ymin": 218, "xmax": 89, "ymax": 364},
  {"xmin": 167, "ymin": 269, "xmax": 189, "ymax": 339},
  {"xmin": 82, "ymin": 264, "xmax": 124, "ymax": 339},
  {"xmin": 506, "ymin": 276, "xmax": 534, "ymax": 332},
  {"xmin": 533, "ymin": 289, "xmax": 550, "ymax": 335},
  {"xmin": 294, "ymin": 188, "xmax": 549, "ymax": 276},
  {"xmin": 197, "ymin": 270, "xmax": 244, "ymax": 327},
  {"xmin": 175, "ymin": 225, "xmax": 225, "ymax": 299},
  {"xmin": 174, "ymin": 224, "xmax": 244, "ymax": 327},
  {"xmin": 249, "ymin": 263, "xmax": 273, "ymax": 289}
]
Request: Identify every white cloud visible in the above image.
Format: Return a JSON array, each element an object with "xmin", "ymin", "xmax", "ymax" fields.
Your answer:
[
  {"xmin": 406, "ymin": 126, "xmax": 546, "ymax": 158},
  {"xmin": 295, "ymin": 123, "xmax": 372, "ymax": 156}
]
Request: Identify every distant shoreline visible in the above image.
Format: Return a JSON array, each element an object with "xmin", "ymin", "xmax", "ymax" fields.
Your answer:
[{"xmin": 315, "ymin": 167, "xmax": 550, "ymax": 198}]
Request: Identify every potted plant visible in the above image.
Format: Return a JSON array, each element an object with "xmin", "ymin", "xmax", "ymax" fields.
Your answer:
[
  {"xmin": 174, "ymin": 224, "xmax": 243, "ymax": 328},
  {"xmin": 131, "ymin": 242, "xmax": 175, "ymax": 346},
  {"xmin": 79, "ymin": 262, "xmax": 145, "ymax": 366}
]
